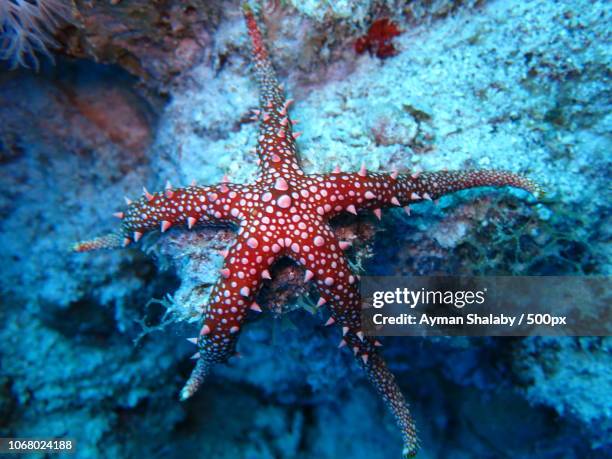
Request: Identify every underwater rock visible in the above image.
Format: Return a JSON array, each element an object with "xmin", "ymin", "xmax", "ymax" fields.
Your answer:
[
  {"xmin": 513, "ymin": 337, "xmax": 612, "ymax": 450},
  {"xmin": 51, "ymin": 1, "xmax": 490, "ymax": 87},
  {"xmin": 58, "ymin": 0, "xmax": 225, "ymax": 85}
]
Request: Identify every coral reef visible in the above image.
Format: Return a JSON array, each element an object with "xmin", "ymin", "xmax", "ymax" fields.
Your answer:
[{"xmin": 0, "ymin": 0, "xmax": 610, "ymax": 458}]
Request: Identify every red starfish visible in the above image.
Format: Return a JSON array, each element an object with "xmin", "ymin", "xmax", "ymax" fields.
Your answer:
[{"xmin": 74, "ymin": 5, "xmax": 541, "ymax": 457}]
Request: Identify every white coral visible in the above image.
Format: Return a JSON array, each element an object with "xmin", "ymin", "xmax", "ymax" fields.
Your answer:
[{"xmin": 0, "ymin": 0, "xmax": 71, "ymax": 69}]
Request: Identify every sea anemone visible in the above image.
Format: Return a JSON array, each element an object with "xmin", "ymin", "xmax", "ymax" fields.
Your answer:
[{"xmin": 0, "ymin": 0, "xmax": 71, "ymax": 70}]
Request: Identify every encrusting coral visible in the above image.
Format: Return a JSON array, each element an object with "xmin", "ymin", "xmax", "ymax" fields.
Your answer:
[
  {"xmin": 74, "ymin": 4, "xmax": 541, "ymax": 457},
  {"xmin": 354, "ymin": 18, "xmax": 402, "ymax": 59}
]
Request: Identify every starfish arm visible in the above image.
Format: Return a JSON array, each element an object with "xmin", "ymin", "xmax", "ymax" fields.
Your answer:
[
  {"xmin": 288, "ymin": 221, "xmax": 362, "ymax": 329},
  {"xmin": 243, "ymin": 5, "xmax": 302, "ymax": 180},
  {"xmin": 179, "ymin": 226, "xmax": 277, "ymax": 400},
  {"xmin": 291, "ymin": 227, "xmax": 419, "ymax": 457},
  {"xmin": 72, "ymin": 183, "xmax": 248, "ymax": 252},
  {"xmin": 305, "ymin": 169, "xmax": 541, "ymax": 219},
  {"xmin": 407, "ymin": 169, "xmax": 542, "ymax": 201},
  {"xmin": 362, "ymin": 352, "xmax": 420, "ymax": 458}
]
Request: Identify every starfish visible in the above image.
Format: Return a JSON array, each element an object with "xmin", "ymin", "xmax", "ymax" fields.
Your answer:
[{"xmin": 74, "ymin": 5, "xmax": 540, "ymax": 457}]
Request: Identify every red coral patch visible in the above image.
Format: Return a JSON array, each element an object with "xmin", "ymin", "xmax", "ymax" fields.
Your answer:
[{"xmin": 354, "ymin": 18, "xmax": 402, "ymax": 59}]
